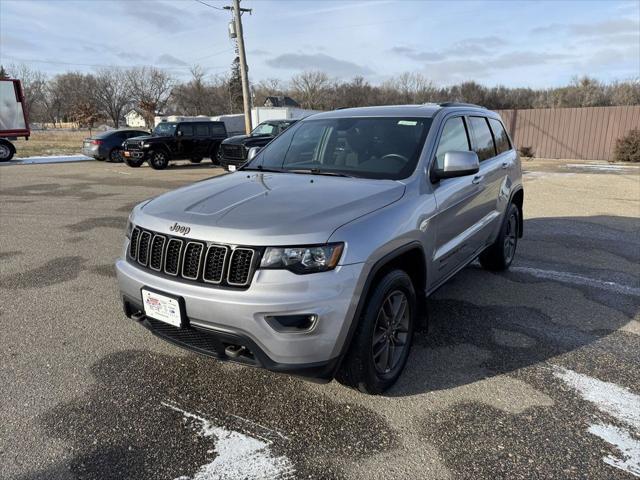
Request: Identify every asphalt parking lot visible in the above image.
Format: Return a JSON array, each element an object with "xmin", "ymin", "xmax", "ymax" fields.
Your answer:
[{"xmin": 1, "ymin": 158, "xmax": 638, "ymax": 479}]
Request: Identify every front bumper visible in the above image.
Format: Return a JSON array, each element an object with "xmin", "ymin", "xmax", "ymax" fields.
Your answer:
[{"xmin": 116, "ymin": 259, "xmax": 364, "ymax": 379}]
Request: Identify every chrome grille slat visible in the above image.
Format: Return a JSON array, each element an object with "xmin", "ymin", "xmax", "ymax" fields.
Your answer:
[
  {"xmin": 181, "ymin": 242, "xmax": 205, "ymax": 280},
  {"xmin": 137, "ymin": 231, "xmax": 152, "ymax": 266},
  {"xmin": 164, "ymin": 238, "xmax": 184, "ymax": 276},
  {"xmin": 227, "ymin": 248, "xmax": 255, "ymax": 286},
  {"xmin": 128, "ymin": 226, "xmax": 256, "ymax": 288},
  {"xmin": 203, "ymin": 245, "xmax": 228, "ymax": 284},
  {"xmin": 149, "ymin": 235, "xmax": 166, "ymax": 271},
  {"xmin": 129, "ymin": 227, "xmax": 141, "ymax": 259}
]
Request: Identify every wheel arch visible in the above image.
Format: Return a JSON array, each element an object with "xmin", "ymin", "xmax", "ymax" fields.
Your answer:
[
  {"xmin": 332, "ymin": 242, "xmax": 428, "ymax": 375},
  {"xmin": 510, "ymin": 187, "xmax": 524, "ymax": 238},
  {"xmin": 0, "ymin": 138, "xmax": 16, "ymax": 154}
]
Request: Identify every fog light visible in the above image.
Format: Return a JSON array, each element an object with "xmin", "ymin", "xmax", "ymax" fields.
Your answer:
[{"xmin": 265, "ymin": 314, "xmax": 318, "ymax": 332}]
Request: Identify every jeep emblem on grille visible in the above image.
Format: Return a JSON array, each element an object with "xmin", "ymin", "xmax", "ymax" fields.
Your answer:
[{"xmin": 169, "ymin": 222, "xmax": 191, "ymax": 235}]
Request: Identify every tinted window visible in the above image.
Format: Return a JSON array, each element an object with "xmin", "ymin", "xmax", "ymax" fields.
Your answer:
[
  {"xmin": 196, "ymin": 124, "xmax": 209, "ymax": 136},
  {"xmin": 468, "ymin": 117, "xmax": 496, "ymax": 161},
  {"xmin": 179, "ymin": 124, "xmax": 194, "ymax": 136},
  {"xmin": 248, "ymin": 117, "xmax": 431, "ymax": 180},
  {"xmin": 210, "ymin": 123, "xmax": 226, "ymax": 135},
  {"xmin": 488, "ymin": 118, "xmax": 511, "ymax": 154},
  {"xmin": 435, "ymin": 117, "xmax": 470, "ymax": 170}
]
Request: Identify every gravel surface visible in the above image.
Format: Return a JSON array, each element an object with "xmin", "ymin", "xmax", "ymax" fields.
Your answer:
[{"xmin": 1, "ymin": 159, "xmax": 638, "ymax": 479}]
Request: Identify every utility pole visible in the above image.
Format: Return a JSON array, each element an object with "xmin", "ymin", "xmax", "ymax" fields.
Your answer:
[{"xmin": 225, "ymin": 0, "xmax": 252, "ymax": 134}]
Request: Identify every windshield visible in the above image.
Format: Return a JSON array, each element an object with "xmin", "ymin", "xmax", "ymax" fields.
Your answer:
[
  {"xmin": 251, "ymin": 122, "xmax": 278, "ymax": 136},
  {"xmin": 153, "ymin": 122, "xmax": 177, "ymax": 136},
  {"xmin": 245, "ymin": 117, "xmax": 431, "ymax": 180}
]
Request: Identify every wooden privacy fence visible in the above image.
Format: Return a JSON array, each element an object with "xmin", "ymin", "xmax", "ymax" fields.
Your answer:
[{"xmin": 495, "ymin": 105, "xmax": 640, "ymax": 161}]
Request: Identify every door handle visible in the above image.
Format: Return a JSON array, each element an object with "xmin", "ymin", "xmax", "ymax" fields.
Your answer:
[
  {"xmin": 501, "ymin": 161, "xmax": 509, "ymax": 169},
  {"xmin": 472, "ymin": 175, "xmax": 484, "ymax": 185}
]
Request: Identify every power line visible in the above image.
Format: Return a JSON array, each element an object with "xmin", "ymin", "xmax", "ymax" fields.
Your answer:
[{"xmin": 193, "ymin": 0, "xmax": 225, "ymax": 11}]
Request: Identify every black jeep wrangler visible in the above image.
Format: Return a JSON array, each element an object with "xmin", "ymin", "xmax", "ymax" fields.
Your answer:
[
  {"xmin": 219, "ymin": 119, "xmax": 297, "ymax": 169},
  {"xmin": 123, "ymin": 121, "xmax": 227, "ymax": 170}
]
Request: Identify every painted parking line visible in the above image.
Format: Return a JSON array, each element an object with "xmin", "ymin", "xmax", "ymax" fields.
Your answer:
[
  {"xmin": 161, "ymin": 401, "xmax": 295, "ymax": 480},
  {"xmin": 553, "ymin": 366, "xmax": 640, "ymax": 477},
  {"xmin": 510, "ymin": 266, "xmax": 640, "ymax": 297}
]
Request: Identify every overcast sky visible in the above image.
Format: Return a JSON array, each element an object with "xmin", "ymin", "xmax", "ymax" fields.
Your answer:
[{"xmin": 1, "ymin": 0, "xmax": 638, "ymax": 87}]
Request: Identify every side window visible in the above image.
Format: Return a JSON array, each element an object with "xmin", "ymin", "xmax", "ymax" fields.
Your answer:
[
  {"xmin": 468, "ymin": 116, "xmax": 496, "ymax": 161},
  {"xmin": 210, "ymin": 123, "xmax": 226, "ymax": 135},
  {"xmin": 178, "ymin": 124, "xmax": 194, "ymax": 136},
  {"xmin": 488, "ymin": 118, "xmax": 511, "ymax": 155},
  {"xmin": 196, "ymin": 124, "xmax": 209, "ymax": 137},
  {"xmin": 434, "ymin": 117, "xmax": 470, "ymax": 170}
]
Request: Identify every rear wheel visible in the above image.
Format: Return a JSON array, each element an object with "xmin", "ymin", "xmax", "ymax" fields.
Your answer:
[
  {"xmin": 336, "ymin": 269, "xmax": 416, "ymax": 394},
  {"xmin": 148, "ymin": 150, "xmax": 169, "ymax": 170},
  {"xmin": 0, "ymin": 141, "xmax": 14, "ymax": 162},
  {"xmin": 210, "ymin": 145, "xmax": 220, "ymax": 164},
  {"xmin": 479, "ymin": 203, "xmax": 519, "ymax": 271},
  {"xmin": 124, "ymin": 157, "xmax": 144, "ymax": 168},
  {"xmin": 108, "ymin": 148, "xmax": 123, "ymax": 163}
]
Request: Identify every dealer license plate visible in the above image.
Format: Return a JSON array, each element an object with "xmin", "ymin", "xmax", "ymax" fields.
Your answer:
[{"xmin": 142, "ymin": 288, "xmax": 182, "ymax": 327}]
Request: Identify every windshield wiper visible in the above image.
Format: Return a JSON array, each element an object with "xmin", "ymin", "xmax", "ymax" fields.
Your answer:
[
  {"xmin": 242, "ymin": 165, "xmax": 286, "ymax": 173},
  {"xmin": 288, "ymin": 168, "xmax": 355, "ymax": 178}
]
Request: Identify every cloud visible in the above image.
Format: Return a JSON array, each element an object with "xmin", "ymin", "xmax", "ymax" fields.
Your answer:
[
  {"xmin": 157, "ymin": 54, "xmax": 187, "ymax": 66},
  {"xmin": 266, "ymin": 53, "xmax": 374, "ymax": 77},
  {"xmin": 119, "ymin": 1, "xmax": 191, "ymax": 31},
  {"xmin": 532, "ymin": 18, "xmax": 640, "ymax": 37},
  {"xmin": 391, "ymin": 36, "xmax": 508, "ymax": 63},
  {"xmin": 250, "ymin": 49, "xmax": 269, "ymax": 56}
]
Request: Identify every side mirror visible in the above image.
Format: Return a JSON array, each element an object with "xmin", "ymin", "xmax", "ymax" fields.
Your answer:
[
  {"xmin": 176, "ymin": 130, "xmax": 183, "ymax": 137},
  {"xmin": 435, "ymin": 151, "xmax": 479, "ymax": 180},
  {"xmin": 247, "ymin": 146, "xmax": 261, "ymax": 160}
]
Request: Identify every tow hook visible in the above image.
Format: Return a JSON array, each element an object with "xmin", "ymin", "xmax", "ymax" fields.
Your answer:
[
  {"xmin": 131, "ymin": 311, "xmax": 145, "ymax": 322},
  {"xmin": 224, "ymin": 345, "xmax": 246, "ymax": 359}
]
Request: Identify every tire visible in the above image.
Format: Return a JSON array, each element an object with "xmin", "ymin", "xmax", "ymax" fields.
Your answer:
[
  {"xmin": 190, "ymin": 157, "xmax": 203, "ymax": 163},
  {"xmin": 210, "ymin": 145, "xmax": 220, "ymax": 164},
  {"xmin": 479, "ymin": 203, "xmax": 519, "ymax": 271},
  {"xmin": 108, "ymin": 148, "xmax": 123, "ymax": 163},
  {"xmin": 124, "ymin": 157, "xmax": 144, "ymax": 168},
  {"xmin": 336, "ymin": 269, "xmax": 416, "ymax": 394},
  {"xmin": 148, "ymin": 150, "xmax": 169, "ymax": 170},
  {"xmin": 0, "ymin": 141, "xmax": 14, "ymax": 162}
]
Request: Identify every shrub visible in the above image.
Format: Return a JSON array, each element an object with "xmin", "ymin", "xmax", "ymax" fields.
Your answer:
[
  {"xmin": 518, "ymin": 146, "xmax": 535, "ymax": 158},
  {"xmin": 614, "ymin": 129, "xmax": 640, "ymax": 162}
]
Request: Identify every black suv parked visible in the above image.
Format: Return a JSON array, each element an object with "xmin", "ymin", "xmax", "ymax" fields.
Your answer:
[
  {"xmin": 123, "ymin": 121, "xmax": 227, "ymax": 170},
  {"xmin": 219, "ymin": 119, "xmax": 297, "ymax": 169}
]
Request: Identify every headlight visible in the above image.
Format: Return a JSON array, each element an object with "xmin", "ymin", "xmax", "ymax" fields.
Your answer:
[
  {"xmin": 260, "ymin": 243, "xmax": 344, "ymax": 274},
  {"xmin": 142, "ymin": 143, "xmax": 150, "ymax": 148}
]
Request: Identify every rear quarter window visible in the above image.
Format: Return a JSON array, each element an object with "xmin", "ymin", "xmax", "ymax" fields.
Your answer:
[
  {"xmin": 210, "ymin": 123, "xmax": 226, "ymax": 135},
  {"xmin": 488, "ymin": 118, "xmax": 511, "ymax": 154},
  {"xmin": 196, "ymin": 124, "xmax": 209, "ymax": 136}
]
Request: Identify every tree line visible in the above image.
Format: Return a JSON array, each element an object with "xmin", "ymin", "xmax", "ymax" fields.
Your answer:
[{"xmin": 2, "ymin": 63, "xmax": 638, "ymax": 129}]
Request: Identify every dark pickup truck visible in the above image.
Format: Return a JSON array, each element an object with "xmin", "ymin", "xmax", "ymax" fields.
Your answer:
[
  {"xmin": 219, "ymin": 119, "xmax": 297, "ymax": 169},
  {"xmin": 123, "ymin": 120, "xmax": 227, "ymax": 170}
]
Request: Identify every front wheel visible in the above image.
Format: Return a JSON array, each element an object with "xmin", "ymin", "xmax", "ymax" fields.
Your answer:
[
  {"xmin": 336, "ymin": 269, "xmax": 416, "ymax": 394},
  {"xmin": 479, "ymin": 203, "xmax": 520, "ymax": 271},
  {"xmin": 209, "ymin": 145, "xmax": 221, "ymax": 164},
  {"xmin": 148, "ymin": 150, "xmax": 169, "ymax": 170},
  {"xmin": 0, "ymin": 141, "xmax": 14, "ymax": 162},
  {"xmin": 108, "ymin": 148, "xmax": 123, "ymax": 163}
]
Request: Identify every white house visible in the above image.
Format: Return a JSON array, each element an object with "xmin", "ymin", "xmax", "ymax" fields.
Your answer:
[{"xmin": 124, "ymin": 109, "xmax": 147, "ymax": 128}]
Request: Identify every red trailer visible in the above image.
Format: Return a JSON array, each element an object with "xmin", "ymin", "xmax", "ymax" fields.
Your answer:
[{"xmin": 0, "ymin": 78, "xmax": 30, "ymax": 161}]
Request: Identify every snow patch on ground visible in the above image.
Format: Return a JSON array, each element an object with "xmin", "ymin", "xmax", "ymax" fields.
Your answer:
[
  {"xmin": 553, "ymin": 366, "xmax": 640, "ymax": 477},
  {"xmin": 161, "ymin": 401, "xmax": 295, "ymax": 480},
  {"xmin": 11, "ymin": 154, "xmax": 92, "ymax": 164},
  {"xmin": 564, "ymin": 163, "xmax": 640, "ymax": 172},
  {"xmin": 511, "ymin": 266, "xmax": 640, "ymax": 297}
]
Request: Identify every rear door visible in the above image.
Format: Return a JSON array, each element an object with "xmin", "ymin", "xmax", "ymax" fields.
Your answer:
[
  {"xmin": 176, "ymin": 123, "xmax": 195, "ymax": 158},
  {"xmin": 467, "ymin": 116, "xmax": 505, "ymax": 246},
  {"xmin": 194, "ymin": 123, "xmax": 211, "ymax": 156},
  {"xmin": 430, "ymin": 115, "xmax": 487, "ymax": 284}
]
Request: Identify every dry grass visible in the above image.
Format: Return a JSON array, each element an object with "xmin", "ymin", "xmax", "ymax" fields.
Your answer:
[{"xmin": 12, "ymin": 129, "xmax": 91, "ymax": 158}]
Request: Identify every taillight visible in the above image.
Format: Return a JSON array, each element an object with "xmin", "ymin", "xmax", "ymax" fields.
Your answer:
[{"xmin": 91, "ymin": 139, "xmax": 102, "ymax": 145}]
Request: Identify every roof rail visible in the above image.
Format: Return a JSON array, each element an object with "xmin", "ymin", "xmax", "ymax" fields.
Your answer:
[{"xmin": 438, "ymin": 102, "xmax": 486, "ymax": 109}]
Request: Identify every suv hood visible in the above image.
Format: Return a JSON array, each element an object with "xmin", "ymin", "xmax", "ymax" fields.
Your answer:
[
  {"xmin": 223, "ymin": 134, "xmax": 271, "ymax": 147},
  {"xmin": 134, "ymin": 172, "xmax": 406, "ymax": 245}
]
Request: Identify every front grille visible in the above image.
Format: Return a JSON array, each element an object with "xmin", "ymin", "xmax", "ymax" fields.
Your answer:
[
  {"xmin": 128, "ymin": 226, "xmax": 258, "ymax": 288},
  {"xmin": 221, "ymin": 144, "xmax": 246, "ymax": 160}
]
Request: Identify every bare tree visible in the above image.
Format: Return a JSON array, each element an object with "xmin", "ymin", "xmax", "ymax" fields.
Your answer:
[
  {"xmin": 290, "ymin": 71, "xmax": 331, "ymax": 110},
  {"xmin": 127, "ymin": 67, "xmax": 174, "ymax": 126},
  {"xmin": 93, "ymin": 69, "xmax": 132, "ymax": 128}
]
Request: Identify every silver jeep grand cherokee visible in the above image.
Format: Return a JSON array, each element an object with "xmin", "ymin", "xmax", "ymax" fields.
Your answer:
[{"xmin": 116, "ymin": 103, "xmax": 523, "ymax": 394}]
